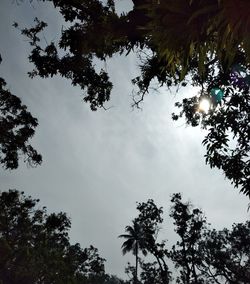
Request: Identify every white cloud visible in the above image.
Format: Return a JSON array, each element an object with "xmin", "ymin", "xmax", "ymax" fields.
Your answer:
[{"xmin": 0, "ymin": 0, "xmax": 249, "ymax": 278}]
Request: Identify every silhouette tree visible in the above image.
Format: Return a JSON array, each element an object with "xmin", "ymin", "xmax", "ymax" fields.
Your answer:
[
  {"xmin": 134, "ymin": 200, "xmax": 171, "ymax": 283},
  {"xmin": 169, "ymin": 193, "xmax": 207, "ymax": 283},
  {"xmin": 200, "ymin": 221, "xmax": 250, "ymax": 283},
  {"xmin": 0, "ymin": 56, "xmax": 41, "ymax": 169},
  {"xmin": 15, "ymin": 0, "xmax": 250, "ymax": 197},
  {"xmin": 119, "ymin": 220, "xmax": 147, "ymax": 284},
  {"xmin": 170, "ymin": 193, "xmax": 250, "ymax": 283},
  {"xmin": 0, "ymin": 189, "xmax": 109, "ymax": 284}
]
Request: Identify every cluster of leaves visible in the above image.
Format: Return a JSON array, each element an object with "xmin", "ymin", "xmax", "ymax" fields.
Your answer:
[
  {"xmin": 17, "ymin": 0, "xmax": 250, "ymax": 197},
  {"xmin": 169, "ymin": 194, "xmax": 207, "ymax": 284},
  {"xmin": 0, "ymin": 55, "xmax": 42, "ymax": 169},
  {"xmin": 119, "ymin": 200, "xmax": 170, "ymax": 284},
  {"xmin": 16, "ymin": 1, "xmax": 121, "ymax": 111},
  {"xmin": 0, "ymin": 189, "xmax": 126, "ymax": 284},
  {"xmin": 120, "ymin": 195, "xmax": 250, "ymax": 284},
  {"xmin": 143, "ymin": 0, "xmax": 250, "ymax": 81}
]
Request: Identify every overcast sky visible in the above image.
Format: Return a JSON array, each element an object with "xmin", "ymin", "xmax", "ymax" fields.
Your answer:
[{"xmin": 0, "ymin": 0, "xmax": 249, "ymax": 278}]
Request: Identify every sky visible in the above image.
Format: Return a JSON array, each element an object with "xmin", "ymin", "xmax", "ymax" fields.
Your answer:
[{"xmin": 0, "ymin": 0, "xmax": 249, "ymax": 278}]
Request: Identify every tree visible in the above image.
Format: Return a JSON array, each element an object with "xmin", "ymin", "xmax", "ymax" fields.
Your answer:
[
  {"xmin": 119, "ymin": 220, "xmax": 147, "ymax": 284},
  {"xmin": 0, "ymin": 55, "xmax": 42, "ymax": 169},
  {"xmin": 0, "ymin": 189, "xmax": 107, "ymax": 284},
  {"xmin": 134, "ymin": 200, "xmax": 171, "ymax": 284},
  {"xmin": 200, "ymin": 222, "xmax": 250, "ymax": 283},
  {"xmin": 16, "ymin": 0, "xmax": 250, "ymax": 197},
  {"xmin": 169, "ymin": 193, "xmax": 208, "ymax": 284},
  {"xmin": 169, "ymin": 193, "xmax": 250, "ymax": 283}
]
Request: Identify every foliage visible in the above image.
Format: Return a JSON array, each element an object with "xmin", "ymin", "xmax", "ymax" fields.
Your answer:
[
  {"xmin": 120, "ymin": 200, "xmax": 171, "ymax": 284},
  {"xmin": 139, "ymin": 261, "xmax": 164, "ymax": 284},
  {"xmin": 120, "ymin": 195, "xmax": 250, "ymax": 283},
  {"xmin": 200, "ymin": 222, "xmax": 250, "ymax": 282},
  {"xmin": 119, "ymin": 220, "xmax": 148, "ymax": 284},
  {"xmin": 169, "ymin": 194, "xmax": 207, "ymax": 283},
  {"xmin": 0, "ymin": 189, "xmax": 127, "ymax": 284},
  {"xmin": 16, "ymin": 0, "xmax": 250, "ymax": 196},
  {"xmin": 0, "ymin": 56, "xmax": 42, "ymax": 170}
]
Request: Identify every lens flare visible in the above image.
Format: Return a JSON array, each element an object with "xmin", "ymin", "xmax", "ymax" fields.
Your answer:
[{"xmin": 199, "ymin": 99, "xmax": 210, "ymax": 113}]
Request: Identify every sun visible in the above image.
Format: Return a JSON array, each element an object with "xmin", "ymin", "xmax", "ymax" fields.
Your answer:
[{"xmin": 199, "ymin": 98, "xmax": 211, "ymax": 114}]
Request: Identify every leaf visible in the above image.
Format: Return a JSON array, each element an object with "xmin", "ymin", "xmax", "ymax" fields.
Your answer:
[{"xmin": 187, "ymin": 4, "xmax": 218, "ymax": 25}]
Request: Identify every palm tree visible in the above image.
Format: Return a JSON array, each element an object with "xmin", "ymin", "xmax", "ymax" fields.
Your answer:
[{"xmin": 119, "ymin": 220, "xmax": 147, "ymax": 284}]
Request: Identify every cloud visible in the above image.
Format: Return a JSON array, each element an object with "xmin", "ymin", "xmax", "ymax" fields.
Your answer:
[{"xmin": 0, "ymin": 0, "xmax": 249, "ymax": 278}]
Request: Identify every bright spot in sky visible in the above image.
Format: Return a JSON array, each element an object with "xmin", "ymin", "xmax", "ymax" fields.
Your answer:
[{"xmin": 199, "ymin": 98, "xmax": 211, "ymax": 113}]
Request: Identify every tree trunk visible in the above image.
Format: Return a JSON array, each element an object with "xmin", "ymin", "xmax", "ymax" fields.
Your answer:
[{"xmin": 135, "ymin": 242, "xmax": 138, "ymax": 284}]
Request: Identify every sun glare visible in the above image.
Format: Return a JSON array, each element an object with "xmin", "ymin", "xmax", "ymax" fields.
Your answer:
[{"xmin": 199, "ymin": 99, "xmax": 210, "ymax": 114}]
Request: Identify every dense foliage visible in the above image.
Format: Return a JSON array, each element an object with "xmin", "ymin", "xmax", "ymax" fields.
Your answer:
[
  {"xmin": 0, "ymin": 55, "xmax": 42, "ymax": 169},
  {"xmin": 0, "ymin": 190, "xmax": 125, "ymax": 284},
  {"xmin": 15, "ymin": 0, "xmax": 250, "ymax": 197}
]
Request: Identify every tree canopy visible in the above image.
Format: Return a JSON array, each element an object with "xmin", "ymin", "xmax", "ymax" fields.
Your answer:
[
  {"xmin": 13, "ymin": 0, "xmax": 250, "ymax": 197},
  {"xmin": 0, "ymin": 189, "xmax": 126, "ymax": 284},
  {"xmin": 0, "ymin": 56, "xmax": 42, "ymax": 170}
]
